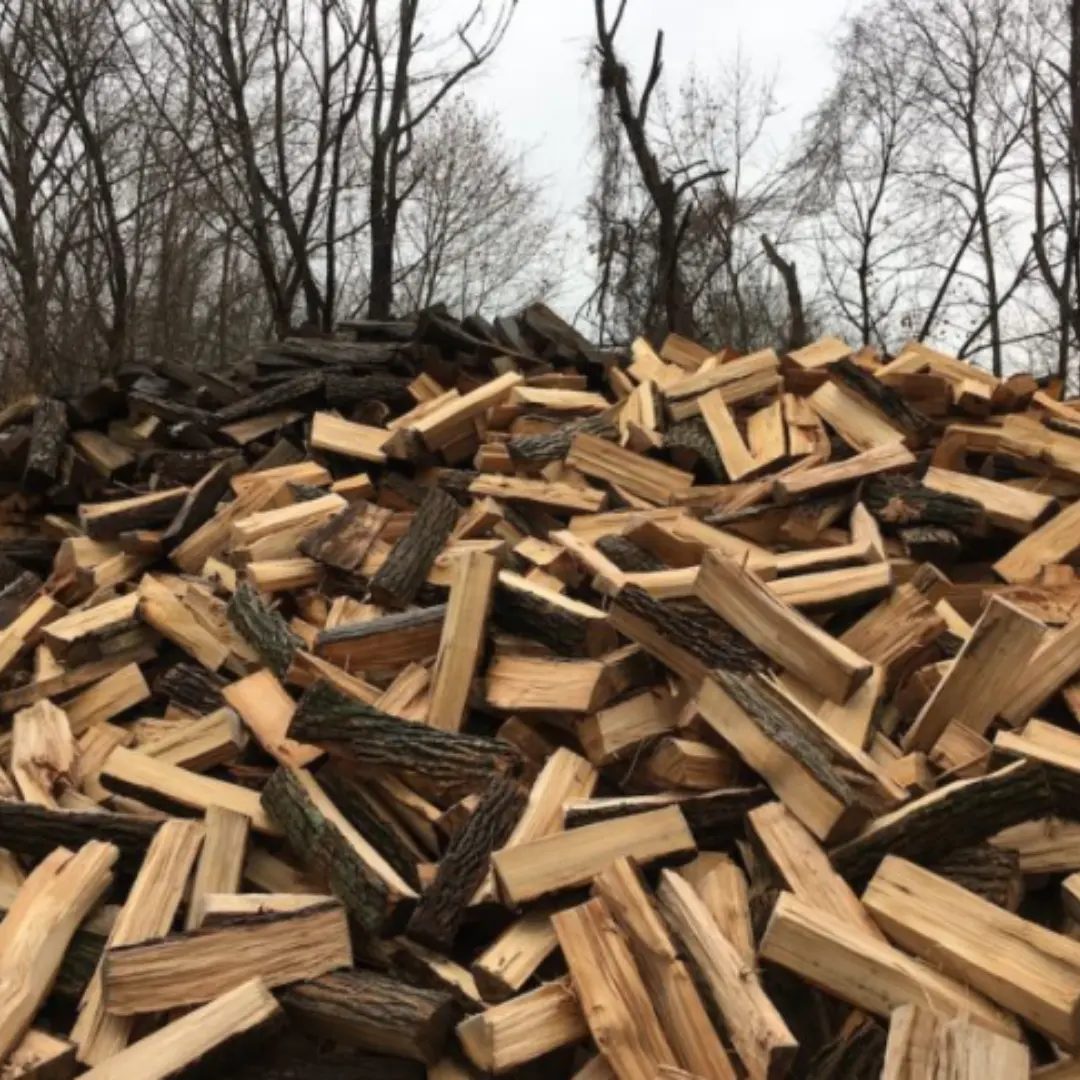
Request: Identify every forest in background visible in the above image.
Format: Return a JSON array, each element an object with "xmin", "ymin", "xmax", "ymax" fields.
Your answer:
[{"xmin": 2, "ymin": 0, "xmax": 1079, "ymax": 390}]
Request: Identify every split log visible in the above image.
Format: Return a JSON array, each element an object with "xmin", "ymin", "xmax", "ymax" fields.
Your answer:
[
  {"xmin": 280, "ymin": 970, "xmax": 455, "ymax": 1065},
  {"xmin": 227, "ymin": 584, "xmax": 303, "ymax": 678},
  {"xmin": 261, "ymin": 765, "xmax": 418, "ymax": 933},
  {"xmin": 369, "ymin": 486, "xmax": 459, "ymax": 607},
  {"xmin": 289, "ymin": 682, "xmax": 522, "ymax": 789}
]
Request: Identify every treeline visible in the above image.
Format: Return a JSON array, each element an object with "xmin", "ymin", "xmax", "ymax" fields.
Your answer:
[{"xmin": 3, "ymin": 0, "xmax": 1080, "ymax": 390}]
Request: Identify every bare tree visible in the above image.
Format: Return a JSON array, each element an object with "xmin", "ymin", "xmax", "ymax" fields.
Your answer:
[{"xmin": 393, "ymin": 95, "xmax": 562, "ymax": 316}]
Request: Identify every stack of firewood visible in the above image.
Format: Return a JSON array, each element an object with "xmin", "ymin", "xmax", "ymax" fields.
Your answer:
[{"xmin": 4, "ymin": 304, "xmax": 1080, "ymax": 1079}]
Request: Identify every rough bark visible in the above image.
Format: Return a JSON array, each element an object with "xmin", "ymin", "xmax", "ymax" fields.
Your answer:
[
  {"xmin": 291, "ymin": 683, "xmax": 522, "ymax": 789},
  {"xmin": 0, "ymin": 801, "xmax": 160, "ymax": 872},
  {"xmin": 863, "ymin": 474, "xmax": 984, "ymax": 533},
  {"xmin": 280, "ymin": 970, "xmax": 455, "ymax": 1065},
  {"xmin": 161, "ymin": 458, "xmax": 242, "ymax": 548},
  {"xmin": 506, "ymin": 414, "xmax": 617, "ymax": 466},
  {"xmin": 0, "ymin": 569, "xmax": 41, "ymax": 626},
  {"xmin": 827, "ymin": 359, "xmax": 935, "ymax": 443},
  {"xmin": 300, "ymin": 502, "xmax": 392, "ymax": 572},
  {"xmin": 319, "ymin": 763, "xmax": 422, "ymax": 891},
  {"xmin": 214, "ymin": 372, "xmax": 325, "ymax": 425},
  {"xmin": 81, "ymin": 489, "xmax": 190, "ymax": 540},
  {"xmin": 492, "ymin": 581, "xmax": 613, "ymax": 657},
  {"xmin": 406, "ymin": 774, "xmax": 525, "ymax": 952},
  {"xmin": 563, "ymin": 787, "xmax": 770, "ymax": 850},
  {"xmin": 261, "ymin": 766, "xmax": 407, "ymax": 934},
  {"xmin": 595, "ymin": 535, "xmax": 666, "ymax": 573},
  {"xmin": 324, "ymin": 373, "xmax": 414, "ymax": 413},
  {"xmin": 154, "ymin": 663, "xmax": 228, "ymax": 716},
  {"xmin": 369, "ymin": 487, "xmax": 459, "ymax": 608},
  {"xmin": 664, "ymin": 416, "xmax": 728, "ymax": 481},
  {"xmin": 614, "ymin": 585, "xmax": 768, "ymax": 674},
  {"xmin": 23, "ymin": 398, "xmax": 67, "ymax": 490},
  {"xmin": 829, "ymin": 760, "xmax": 1053, "ymax": 885},
  {"xmin": 227, "ymin": 584, "xmax": 303, "ymax": 678},
  {"xmin": 925, "ymin": 844, "xmax": 1023, "ymax": 911}
]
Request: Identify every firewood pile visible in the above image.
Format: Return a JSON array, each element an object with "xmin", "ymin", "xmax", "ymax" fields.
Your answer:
[{"xmin": 4, "ymin": 305, "xmax": 1080, "ymax": 1078}]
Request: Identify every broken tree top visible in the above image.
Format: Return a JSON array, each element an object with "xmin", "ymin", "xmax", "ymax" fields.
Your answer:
[{"xmin": 4, "ymin": 305, "xmax": 1080, "ymax": 1077}]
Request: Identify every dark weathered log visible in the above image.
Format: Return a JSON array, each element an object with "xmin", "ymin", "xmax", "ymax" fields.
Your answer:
[
  {"xmin": 665, "ymin": 415, "xmax": 728, "ymax": 480},
  {"xmin": 128, "ymin": 391, "xmax": 220, "ymax": 430},
  {"xmin": 804, "ymin": 1014, "xmax": 887, "ymax": 1080},
  {"xmin": 830, "ymin": 759, "xmax": 1052, "ymax": 886},
  {"xmin": 406, "ymin": 774, "xmax": 525, "ymax": 952},
  {"xmin": 369, "ymin": 487, "xmax": 459, "ymax": 608},
  {"xmin": 215, "ymin": 371, "xmax": 325, "ymax": 425},
  {"xmin": 291, "ymin": 683, "xmax": 522, "ymax": 788},
  {"xmin": 0, "ymin": 801, "xmax": 160, "ymax": 872},
  {"xmin": 300, "ymin": 501, "xmax": 392, "ymax": 572},
  {"xmin": 491, "ymin": 578, "xmax": 614, "ymax": 657},
  {"xmin": 281, "ymin": 970, "xmax": 455, "ymax": 1065},
  {"xmin": 23, "ymin": 398, "xmax": 68, "ymax": 489},
  {"xmin": 262, "ymin": 766, "xmax": 413, "ymax": 934},
  {"xmin": 612, "ymin": 584, "xmax": 768, "ymax": 675},
  {"xmin": 314, "ymin": 605, "xmax": 446, "ymax": 671},
  {"xmin": 430, "ymin": 467, "xmax": 480, "ymax": 502},
  {"xmin": 863, "ymin": 474, "xmax": 984, "ymax": 533},
  {"xmin": 924, "ymin": 843, "xmax": 1023, "ymax": 911},
  {"xmin": 80, "ymin": 488, "xmax": 190, "ymax": 539},
  {"xmin": 149, "ymin": 447, "xmax": 242, "ymax": 487},
  {"xmin": 563, "ymin": 787, "xmax": 770, "ymax": 850},
  {"xmin": 154, "ymin": 662, "xmax": 228, "ymax": 715},
  {"xmin": 715, "ymin": 669, "xmax": 891, "ymax": 817},
  {"xmin": 228, "ymin": 583, "xmax": 303, "ymax": 678},
  {"xmin": 827, "ymin": 358, "xmax": 935, "ymax": 443},
  {"xmin": 319, "ymin": 763, "xmax": 422, "ymax": 890},
  {"xmin": 898, "ymin": 525, "xmax": 963, "ymax": 563},
  {"xmin": 506, "ymin": 414, "xmax": 617, "ymax": 466},
  {"xmin": 324, "ymin": 373, "xmax": 414, "ymax": 412},
  {"xmin": 0, "ymin": 568, "xmax": 42, "ymax": 625},
  {"xmin": 0, "ymin": 537, "xmax": 58, "ymax": 575},
  {"xmin": 595, "ymin": 535, "xmax": 666, "ymax": 573},
  {"xmin": 161, "ymin": 457, "xmax": 242, "ymax": 548}
]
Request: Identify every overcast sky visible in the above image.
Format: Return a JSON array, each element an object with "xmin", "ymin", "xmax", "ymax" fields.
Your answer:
[{"xmin": 461, "ymin": 0, "xmax": 861, "ymax": 228}]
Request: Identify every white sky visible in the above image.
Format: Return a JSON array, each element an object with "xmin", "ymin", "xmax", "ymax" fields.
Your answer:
[{"xmin": 461, "ymin": 0, "xmax": 861, "ymax": 246}]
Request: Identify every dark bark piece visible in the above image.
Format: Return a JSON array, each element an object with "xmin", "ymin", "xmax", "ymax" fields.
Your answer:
[
  {"xmin": 23, "ymin": 397, "xmax": 68, "ymax": 489},
  {"xmin": 506, "ymin": 414, "xmax": 617, "ymax": 466},
  {"xmin": 261, "ymin": 766, "xmax": 410, "ymax": 934},
  {"xmin": 563, "ymin": 787, "xmax": 770, "ymax": 849},
  {"xmin": 924, "ymin": 843, "xmax": 1023, "ymax": 911},
  {"xmin": 0, "ymin": 568, "xmax": 42, "ymax": 625},
  {"xmin": 369, "ymin": 487, "xmax": 459, "ymax": 608},
  {"xmin": 898, "ymin": 525, "xmax": 963, "ymax": 563},
  {"xmin": 664, "ymin": 415, "xmax": 728, "ymax": 480},
  {"xmin": 80, "ymin": 488, "xmax": 190, "ymax": 539},
  {"xmin": 128, "ymin": 391, "xmax": 220, "ymax": 430},
  {"xmin": 290, "ymin": 682, "xmax": 522, "ymax": 788},
  {"xmin": 161, "ymin": 457, "xmax": 243, "ymax": 549},
  {"xmin": 227, "ymin": 583, "xmax": 303, "ymax": 678},
  {"xmin": 154, "ymin": 663, "xmax": 228, "ymax": 715},
  {"xmin": 281, "ymin": 970, "xmax": 455, "ymax": 1065},
  {"xmin": 0, "ymin": 801, "xmax": 160, "ymax": 872},
  {"xmin": 491, "ymin": 579, "xmax": 614, "ymax": 658},
  {"xmin": 324, "ymin": 372, "xmax": 414, "ymax": 412},
  {"xmin": 300, "ymin": 501, "xmax": 392, "ymax": 572},
  {"xmin": 863, "ymin": 474, "xmax": 984, "ymax": 533},
  {"xmin": 0, "ymin": 538, "xmax": 58, "ymax": 575},
  {"xmin": 319, "ymin": 763, "xmax": 422, "ymax": 891},
  {"xmin": 214, "ymin": 371, "xmax": 325, "ymax": 425},
  {"xmin": 613, "ymin": 584, "xmax": 768, "ymax": 674},
  {"xmin": 804, "ymin": 1014, "xmax": 886, "ymax": 1080},
  {"xmin": 827, "ymin": 358, "xmax": 935, "ymax": 443},
  {"xmin": 595, "ymin": 535, "xmax": 666, "ymax": 573},
  {"xmin": 829, "ymin": 759, "xmax": 1052, "ymax": 886},
  {"xmin": 406, "ymin": 774, "xmax": 525, "ymax": 952},
  {"xmin": 314, "ymin": 606, "xmax": 446, "ymax": 670},
  {"xmin": 429, "ymin": 467, "xmax": 480, "ymax": 502},
  {"xmin": 149, "ymin": 447, "xmax": 243, "ymax": 487},
  {"xmin": 715, "ymin": 669, "xmax": 890, "ymax": 816}
]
